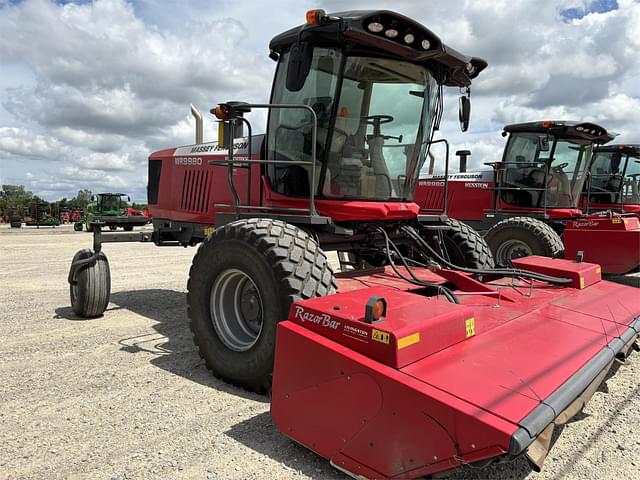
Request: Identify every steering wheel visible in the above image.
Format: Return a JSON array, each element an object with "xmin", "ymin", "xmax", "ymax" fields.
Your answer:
[
  {"xmin": 362, "ymin": 115, "xmax": 394, "ymax": 136},
  {"xmin": 552, "ymin": 162, "xmax": 568, "ymax": 173}
]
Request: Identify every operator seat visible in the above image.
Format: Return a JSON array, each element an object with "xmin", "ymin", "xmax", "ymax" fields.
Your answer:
[
  {"xmin": 548, "ymin": 169, "xmax": 572, "ymax": 207},
  {"xmin": 325, "ymin": 109, "xmax": 368, "ymax": 197},
  {"xmin": 605, "ymin": 174, "xmax": 623, "ymax": 203},
  {"xmin": 366, "ymin": 135, "xmax": 393, "ymax": 198}
]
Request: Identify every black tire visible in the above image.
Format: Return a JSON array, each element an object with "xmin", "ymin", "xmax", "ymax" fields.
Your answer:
[
  {"xmin": 73, "ymin": 223, "xmax": 83, "ymax": 232},
  {"xmin": 440, "ymin": 218, "xmax": 495, "ymax": 269},
  {"xmin": 484, "ymin": 216, "xmax": 564, "ymax": 266},
  {"xmin": 187, "ymin": 218, "xmax": 336, "ymax": 392},
  {"xmin": 109, "ymin": 225, "xmax": 118, "ymax": 231},
  {"xmin": 69, "ymin": 249, "xmax": 111, "ymax": 318},
  {"xmin": 10, "ymin": 221, "xmax": 21, "ymax": 228},
  {"xmin": 123, "ymin": 225, "xmax": 134, "ymax": 231}
]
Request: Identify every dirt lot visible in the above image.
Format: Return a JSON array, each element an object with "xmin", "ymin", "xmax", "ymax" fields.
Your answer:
[{"xmin": 0, "ymin": 224, "xmax": 638, "ymax": 480}]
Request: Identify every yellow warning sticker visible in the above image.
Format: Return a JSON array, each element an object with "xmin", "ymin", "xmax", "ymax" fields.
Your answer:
[
  {"xmin": 580, "ymin": 277, "xmax": 585, "ymax": 289},
  {"xmin": 397, "ymin": 332, "xmax": 420, "ymax": 349},
  {"xmin": 371, "ymin": 329, "xmax": 390, "ymax": 345},
  {"xmin": 204, "ymin": 226, "xmax": 215, "ymax": 237},
  {"xmin": 612, "ymin": 218, "xmax": 622, "ymax": 224},
  {"xmin": 465, "ymin": 318, "xmax": 475, "ymax": 338}
]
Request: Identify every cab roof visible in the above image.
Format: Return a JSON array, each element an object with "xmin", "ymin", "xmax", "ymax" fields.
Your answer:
[
  {"xmin": 595, "ymin": 144, "xmax": 640, "ymax": 155},
  {"xmin": 268, "ymin": 10, "xmax": 487, "ymax": 87},
  {"xmin": 503, "ymin": 121, "xmax": 614, "ymax": 144}
]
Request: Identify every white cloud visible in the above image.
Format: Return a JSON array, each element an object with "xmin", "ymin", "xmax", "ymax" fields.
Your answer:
[{"xmin": 0, "ymin": 126, "xmax": 67, "ymax": 159}]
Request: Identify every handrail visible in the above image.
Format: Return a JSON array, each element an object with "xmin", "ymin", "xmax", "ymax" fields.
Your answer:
[{"xmin": 214, "ymin": 103, "xmax": 319, "ymax": 219}]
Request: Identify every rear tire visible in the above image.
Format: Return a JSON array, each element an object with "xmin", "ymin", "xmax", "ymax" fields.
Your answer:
[
  {"xmin": 441, "ymin": 218, "xmax": 495, "ymax": 269},
  {"xmin": 109, "ymin": 225, "xmax": 117, "ymax": 231},
  {"xmin": 69, "ymin": 249, "xmax": 111, "ymax": 318},
  {"xmin": 123, "ymin": 225, "xmax": 134, "ymax": 231},
  {"xmin": 10, "ymin": 221, "xmax": 21, "ymax": 228},
  {"xmin": 484, "ymin": 217, "xmax": 564, "ymax": 266},
  {"xmin": 187, "ymin": 218, "xmax": 336, "ymax": 393},
  {"xmin": 73, "ymin": 223, "xmax": 83, "ymax": 232}
]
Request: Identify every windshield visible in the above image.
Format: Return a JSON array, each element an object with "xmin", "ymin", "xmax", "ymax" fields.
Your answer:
[
  {"xmin": 100, "ymin": 195, "xmax": 122, "ymax": 211},
  {"xmin": 500, "ymin": 133, "xmax": 592, "ymax": 208},
  {"xmin": 267, "ymin": 48, "xmax": 438, "ymax": 201},
  {"xmin": 590, "ymin": 151, "xmax": 640, "ymax": 204}
]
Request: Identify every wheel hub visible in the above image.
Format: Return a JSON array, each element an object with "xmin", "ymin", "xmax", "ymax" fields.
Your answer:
[
  {"xmin": 210, "ymin": 269, "xmax": 264, "ymax": 352},
  {"xmin": 495, "ymin": 239, "xmax": 533, "ymax": 265}
]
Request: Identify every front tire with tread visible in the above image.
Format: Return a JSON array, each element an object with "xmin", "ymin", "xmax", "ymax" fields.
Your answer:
[
  {"xmin": 484, "ymin": 216, "xmax": 564, "ymax": 266},
  {"xmin": 187, "ymin": 218, "xmax": 336, "ymax": 393},
  {"xmin": 419, "ymin": 218, "xmax": 495, "ymax": 269}
]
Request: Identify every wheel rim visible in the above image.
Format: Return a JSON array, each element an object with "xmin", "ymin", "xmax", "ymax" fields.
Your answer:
[
  {"xmin": 210, "ymin": 269, "xmax": 264, "ymax": 352},
  {"xmin": 495, "ymin": 239, "xmax": 533, "ymax": 265}
]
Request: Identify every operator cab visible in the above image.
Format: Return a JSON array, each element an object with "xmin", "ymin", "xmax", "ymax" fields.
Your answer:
[
  {"xmin": 259, "ymin": 10, "xmax": 486, "ymax": 209},
  {"xmin": 498, "ymin": 121, "xmax": 613, "ymax": 209},
  {"xmin": 95, "ymin": 193, "xmax": 129, "ymax": 212},
  {"xmin": 589, "ymin": 144, "xmax": 640, "ymax": 206}
]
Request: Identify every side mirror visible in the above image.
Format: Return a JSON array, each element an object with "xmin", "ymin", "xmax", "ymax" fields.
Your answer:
[
  {"xmin": 539, "ymin": 136, "xmax": 550, "ymax": 152},
  {"xmin": 286, "ymin": 42, "xmax": 313, "ymax": 92},
  {"xmin": 459, "ymin": 95, "xmax": 470, "ymax": 132},
  {"xmin": 127, "ymin": 196, "xmax": 131, "ymax": 202}
]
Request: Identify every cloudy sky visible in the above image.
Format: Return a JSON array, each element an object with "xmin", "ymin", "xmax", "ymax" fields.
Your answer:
[{"xmin": 0, "ymin": 0, "xmax": 638, "ymax": 202}]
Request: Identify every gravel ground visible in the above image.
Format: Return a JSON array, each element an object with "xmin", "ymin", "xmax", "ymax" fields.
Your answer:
[{"xmin": 0, "ymin": 224, "xmax": 638, "ymax": 480}]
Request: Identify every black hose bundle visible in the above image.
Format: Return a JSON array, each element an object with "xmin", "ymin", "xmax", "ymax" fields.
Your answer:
[
  {"xmin": 399, "ymin": 225, "xmax": 572, "ymax": 285},
  {"xmin": 374, "ymin": 226, "xmax": 460, "ymax": 304}
]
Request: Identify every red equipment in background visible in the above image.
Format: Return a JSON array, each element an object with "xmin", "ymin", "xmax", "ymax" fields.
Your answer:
[
  {"xmin": 59, "ymin": 209, "xmax": 71, "ymax": 223},
  {"xmin": 415, "ymin": 121, "xmax": 640, "ymax": 274},
  {"xmin": 584, "ymin": 144, "xmax": 640, "ymax": 214},
  {"xmin": 70, "ymin": 209, "xmax": 83, "ymax": 222}
]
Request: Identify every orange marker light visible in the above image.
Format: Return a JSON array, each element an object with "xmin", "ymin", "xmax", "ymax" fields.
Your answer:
[
  {"xmin": 365, "ymin": 296, "xmax": 387, "ymax": 323},
  {"xmin": 372, "ymin": 299, "xmax": 385, "ymax": 321},
  {"xmin": 542, "ymin": 120, "xmax": 553, "ymax": 128},
  {"xmin": 213, "ymin": 105, "xmax": 227, "ymax": 120},
  {"xmin": 306, "ymin": 9, "xmax": 326, "ymax": 25}
]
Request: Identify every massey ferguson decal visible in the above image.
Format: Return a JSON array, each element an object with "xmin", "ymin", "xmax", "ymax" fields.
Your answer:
[
  {"xmin": 464, "ymin": 182, "xmax": 489, "ymax": 189},
  {"xmin": 419, "ymin": 180, "xmax": 445, "ymax": 187},
  {"xmin": 189, "ymin": 141, "xmax": 249, "ymax": 154},
  {"xmin": 293, "ymin": 306, "xmax": 340, "ymax": 330}
]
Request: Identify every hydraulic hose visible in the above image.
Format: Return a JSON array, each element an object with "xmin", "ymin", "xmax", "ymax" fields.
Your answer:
[
  {"xmin": 374, "ymin": 226, "xmax": 460, "ymax": 304},
  {"xmin": 400, "ymin": 225, "xmax": 573, "ymax": 285}
]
